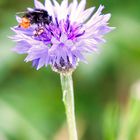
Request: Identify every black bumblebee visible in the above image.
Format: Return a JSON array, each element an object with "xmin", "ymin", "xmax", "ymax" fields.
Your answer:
[{"xmin": 19, "ymin": 9, "xmax": 52, "ymax": 28}]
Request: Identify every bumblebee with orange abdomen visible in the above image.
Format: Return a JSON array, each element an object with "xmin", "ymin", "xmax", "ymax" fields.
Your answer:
[{"xmin": 19, "ymin": 9, "xmax": 52, "ymax": 29}]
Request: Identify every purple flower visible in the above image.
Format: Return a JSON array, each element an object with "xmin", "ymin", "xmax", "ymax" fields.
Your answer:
[{"xmin": 11, "ymin": 0, "xmax": 114, "ymax": 74}]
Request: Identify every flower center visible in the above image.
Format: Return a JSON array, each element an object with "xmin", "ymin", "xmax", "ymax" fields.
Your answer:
[{"xmin": 33, "ymin": 15, "xmax": 85, "ymax": 47}]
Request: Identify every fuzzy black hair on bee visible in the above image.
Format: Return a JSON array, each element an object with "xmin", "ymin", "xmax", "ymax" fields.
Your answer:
[{"xmin": 19, "ymin": 9, "xmax": 52, "ymax": 28}]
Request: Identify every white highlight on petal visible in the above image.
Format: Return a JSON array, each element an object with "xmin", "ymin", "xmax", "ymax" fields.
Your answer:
[
  {"xmin": 34, "ymin": 0, "xmax": 45, "ymax": 9},
  {"xmin": 70, "ymin": 0, "xmax": 78, "ymax": 22},
  {"xmin": 77, "ymin": 7, "xmax": 95, "ymax": 23},
  {"xmin": 61, "ymin": 0, "xmax": 68, "ymax": 9},
  {"xmin": 45, "ymin": 0, "xmax": 55, "ymax": 19},
  {"xmin": 52, "ymin": 0, "xmax": 61, "ymax": 19},
  {"xmin": 60, "ymin": 34, "xmax": 67, "ymax": 42},
  {"xmin": 68, "ymin": 2, "xmax": 73, "ymax": 15},
  {"xmin": 60, "ymin": 0, "xmax": 68, "ymax": 19},
  {"xmin": 102, "ymin": 13, "xmax": 111, "ymax": 22},
  {"xmin": 65, "ymin": 40, "xmax": 74, "ymax": 47},
  {"xmin": 53, "ymin": 0, "xmax": 60, "ymax": 7},
  {"xmin": 86, "ymin": 5, "xmax": 104, "ymax": 27},
  {"xmin": 51, "ymin": 37, "xmax": 59, "ymax": 44},
  {"xmin": 74, "ymin": 0, "xmax": 86, "ymax": 19},
  {"xmin": 16, "ymin": 16, "xmax": 21, "ymax": 23}
]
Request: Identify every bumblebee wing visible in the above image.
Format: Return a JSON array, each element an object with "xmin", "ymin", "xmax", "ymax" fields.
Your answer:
[
  {"xmin": 34, "ymin": 9, "xmax": 46, "ymax": 13},
  {"xmin": 16, "ymin": 11, "xmax": 27, "ymax": 15},
  {"xmin": 27, "ymin": 8, "xmax": 34, "ymax": 12}
]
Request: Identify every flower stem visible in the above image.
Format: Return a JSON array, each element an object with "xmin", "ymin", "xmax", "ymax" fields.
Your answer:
[{"xmin": 60, "ymin": 73, "xmax": 78, "ymax": 140}]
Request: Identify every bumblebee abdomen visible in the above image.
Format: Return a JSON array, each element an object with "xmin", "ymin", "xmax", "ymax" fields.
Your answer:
[{"xmin": 19, "ymin": 17, "xmax": 31, "ymax": 28}]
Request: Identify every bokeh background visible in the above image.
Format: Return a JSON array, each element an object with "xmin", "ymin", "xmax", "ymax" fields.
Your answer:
[{"xmin": 0, "ymin": 0, "xmax": 140, "ymax": 140}]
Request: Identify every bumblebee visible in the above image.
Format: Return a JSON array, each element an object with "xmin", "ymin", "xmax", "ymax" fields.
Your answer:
[{"xmin": 19, "ymin": 9, "xmax": 52, "ymax": 28}]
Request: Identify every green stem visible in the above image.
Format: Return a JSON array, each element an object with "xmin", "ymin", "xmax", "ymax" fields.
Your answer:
[{"xmin": 60, "ymin": 73, "xmax": 78, "ymax": 140}]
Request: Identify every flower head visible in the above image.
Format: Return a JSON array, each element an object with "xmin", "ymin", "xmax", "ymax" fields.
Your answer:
[{"xmin": 11, "ymin": 0, "xmax": 114, "ymax": 74}]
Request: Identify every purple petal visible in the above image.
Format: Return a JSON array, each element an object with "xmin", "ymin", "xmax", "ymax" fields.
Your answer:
[{"xmin": 12, "ymin": 41, "xmax": 31, "ymax": 54}]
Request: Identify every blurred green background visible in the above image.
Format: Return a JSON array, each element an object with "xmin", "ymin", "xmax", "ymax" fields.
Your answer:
[{"xmin": 0, "ymin": 0, "xmax": 140, "ymax": 140}]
